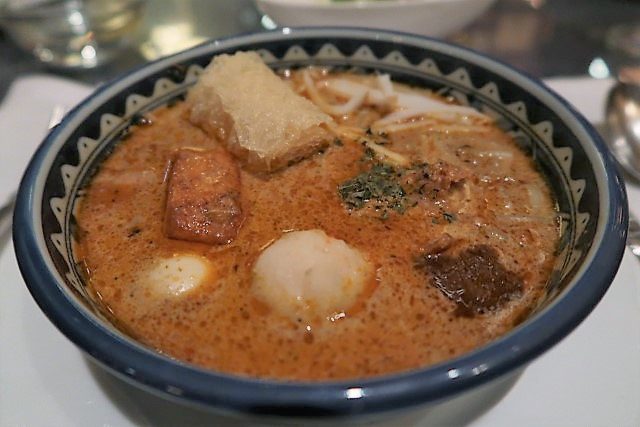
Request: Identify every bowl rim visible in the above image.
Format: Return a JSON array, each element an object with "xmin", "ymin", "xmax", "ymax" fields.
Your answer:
[{"xmin": 13, "ymin": 27, "xmax": 628, "ymax": 417}]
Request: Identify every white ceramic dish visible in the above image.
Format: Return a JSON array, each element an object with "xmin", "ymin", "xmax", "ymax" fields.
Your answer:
[{"xmin": 255, "ymin": 0, "xmax": 497, "ymax": 37}]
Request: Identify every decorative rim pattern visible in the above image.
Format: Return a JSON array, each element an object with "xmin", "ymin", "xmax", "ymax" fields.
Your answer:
[{"xmin": 13, "ymin": 28, "xmax": 628, "ymax": 418}]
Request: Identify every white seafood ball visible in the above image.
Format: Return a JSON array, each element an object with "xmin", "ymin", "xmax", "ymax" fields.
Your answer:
[
  {"xmin": 146, "ymin": 254, "xmax": 210, "ymax": 297},
  {"xmin": 252, "ymin": 229, "xmax": 373, "ymax": 322}
]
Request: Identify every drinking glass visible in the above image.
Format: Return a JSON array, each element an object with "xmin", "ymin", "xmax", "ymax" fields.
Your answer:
[{"xmin": 0, "ymin": 0, "xmax": 147, "ymax": 69}]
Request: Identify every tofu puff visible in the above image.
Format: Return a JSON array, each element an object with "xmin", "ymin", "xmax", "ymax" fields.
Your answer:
[
  {"xmin": 74, "ymin": 52, "xmax": 560, "ymax": 380},
  {"xmin": 188, "ymin": 51, "xmax": 335, "ymax": 173}
]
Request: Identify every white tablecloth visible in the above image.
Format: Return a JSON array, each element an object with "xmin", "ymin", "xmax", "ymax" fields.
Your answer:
[{"xmin": 1, "ymin": 75, "xmax": 638, "ymax": 427}]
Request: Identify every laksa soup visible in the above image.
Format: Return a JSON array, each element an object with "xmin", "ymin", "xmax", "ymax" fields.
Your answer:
[{"xmin": 75, "ymin": 51, "xmax": 560, "ymax": 381}]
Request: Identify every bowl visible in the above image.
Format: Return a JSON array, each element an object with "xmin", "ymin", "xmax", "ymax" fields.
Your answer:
[
  {"xmin": 255, "ymin": 0, "xmax": 497, "ymax": 37},
  {"xmin": 13, "ymin": 27, "xmax": 628, "ymax": 422}
]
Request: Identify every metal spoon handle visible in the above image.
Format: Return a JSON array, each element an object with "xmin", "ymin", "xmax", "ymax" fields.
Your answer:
[
  {"xmin": 629, "ymin": 214, "xmax": 640, "ymax": 258},
  {"xmin": 0, "ymin": 194, "xmax": 14, "ymax": 237}
]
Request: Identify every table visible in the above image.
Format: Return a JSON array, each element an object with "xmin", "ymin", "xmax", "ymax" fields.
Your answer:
[
  {"xmin": 1, "ymin": 0, "xmax": 639, "ymax": 103},
  {"xmin": 1, "ymin": 1, "xmax": 640, "ymax": 426}
]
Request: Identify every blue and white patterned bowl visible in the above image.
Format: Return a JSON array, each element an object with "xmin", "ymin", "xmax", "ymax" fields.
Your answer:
[{"xmin": 13, "ymin": 28, "xmax": 628, "ymax": 421}]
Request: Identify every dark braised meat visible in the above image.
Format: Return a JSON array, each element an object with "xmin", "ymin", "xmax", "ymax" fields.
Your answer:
[
  {"xmin": 417, "ymin": 245, "xmax": 522, "ymax": 316},
  {"xmin": 165, "ymin": 147, "xmax": 243, "ymax": 244}
]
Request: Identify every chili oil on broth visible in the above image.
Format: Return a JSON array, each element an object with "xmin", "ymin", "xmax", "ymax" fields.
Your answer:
[{"xmin": 75, "ymin": 70, "xmax": 560, "ymax": 381}]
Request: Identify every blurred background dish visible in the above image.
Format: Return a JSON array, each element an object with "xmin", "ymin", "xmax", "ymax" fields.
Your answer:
[
  {"xmin": 255, "ymin": 0, "xmax": 497, "ymax": 37},
  {"xmin": 1, "ymin": 0, "xmax": 639, "ymax": 85}
]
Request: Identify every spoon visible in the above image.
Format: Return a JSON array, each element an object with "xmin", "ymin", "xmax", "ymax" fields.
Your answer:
[
  {"xmin": 605, "ymin": 67, "xmax": 640, "ymax": 257},
  {"xmin": 605, "ymin": 67, "xmax": 640, "ymax": 181}
]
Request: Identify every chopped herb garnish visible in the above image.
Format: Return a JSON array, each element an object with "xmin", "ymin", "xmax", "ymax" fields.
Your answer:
[
  {"xmin": 443, "ymin": 212, "xmax": 456, "ymax": 223},
  {"xmin": 361, "ymin": 146, "xmax": 376, "ymax": 162},
  {"xmin": 339, "ymin": 143, "xmax": 466, "ymax": 220},
  {"xmin": 127, "ymin": 226, "xmax": 142, "ymax": 238},
  {"xmin": 338, "ymin": 164, "xmax": 406, "ymax": 218},
  {"xmin": 359, "ymin": 128, "xmax": 389, "ymax": 146},
  {"xmin": 333, "ymin": 138, "xmax": 344, "ymax": 146}
]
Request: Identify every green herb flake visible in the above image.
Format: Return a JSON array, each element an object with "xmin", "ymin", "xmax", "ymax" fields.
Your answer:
[
  {"xmin": 338, "ymin": 164, "xmax": 407, "ymax": 217},
  {"xmin": 127, "ymin": 226, "xmax": 142, "ymax": 238},
  {"xmin": 443, "ymin": 212, "xmax": 456, "ymax": 223},
  {"xmin": 361, "ymin": 146, "xmax": 376, "ymax": 162}
]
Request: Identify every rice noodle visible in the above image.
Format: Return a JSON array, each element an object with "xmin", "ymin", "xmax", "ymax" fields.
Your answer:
[
  {"xmin": 320, "ymin": 75, "xmax": 490, "ymax": 128},
  {"xmin": 374, "ymin": 102, "xmax": 488, "ymax": 127},
  {"xmin": 364, "ymin": 141, "xmax": 410, "ymax": 167},
  {"xmin": 333, "ymin": 124, "xmax": 366, "ymax": 141},
  {"xmin": 526, "ymin": 184, "xmax": 544, "ymax": 212},
  {"xmin": 376, "ymin": 74, "xmax": 395, "ymax": 99},
  {"xmin": 496, "ymin": 215, "xmax": 556, "ymax": 223},
  {"xmin": 324, "ymin": 78, "xmax": 391, "ymax": 107},
  {"xmin": 448, "ymin": 181, "xmax": 473, "ymax": 214},
  {"xmin": 302, "ymin": 70, "xmax": 367, "ymax": 116},
  {"xmin": 475, "ymin": 150, "xmax": 514, "ymax": 160},
  {"xmin": 371, "ymin": 118, "xmax": 434, "ymax": 134},
  {"xmin": 461, "ymin": 182, "xmax": 472, "ymax": 213},
  {"xmin": 432, "ymin": 139, "xmax": 463, "ymax": 166},
  {"xmin": 498, "ymin": 187, "xmax": 513, "ymax": 210},
  {"xmin": 372, "ymin": 119, "xmax": 491, "ymax": 136}
]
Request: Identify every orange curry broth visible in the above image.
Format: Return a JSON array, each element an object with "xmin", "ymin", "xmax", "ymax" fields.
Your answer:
[{"xmin": 75, "ymin": 74, "xmax": 559, "ymax": 380}]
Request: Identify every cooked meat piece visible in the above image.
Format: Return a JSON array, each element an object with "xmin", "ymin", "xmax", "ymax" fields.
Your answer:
[
  {"xmin": 165, "ymin": 148, "xmax": 243, "ymax": 244},
  {"xmin": 418, "ymin": 244, "xmax": 522, "ymax": 316},
  {"xmin": 403, "ymin": 161, "xmax": 468, "ymax": 199},
  {"xmin": 188, "ymin": 51, "xmax": 334, "ymax": 173}
]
